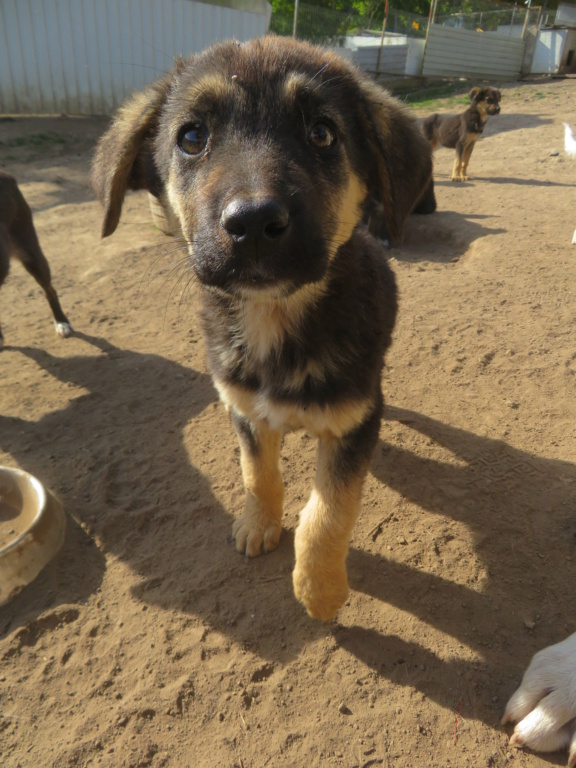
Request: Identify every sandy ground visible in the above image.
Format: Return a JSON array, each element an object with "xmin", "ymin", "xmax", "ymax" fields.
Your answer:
[{"xmin": 0, "ymin": 76, "xmax": 575, "ymax": 768}]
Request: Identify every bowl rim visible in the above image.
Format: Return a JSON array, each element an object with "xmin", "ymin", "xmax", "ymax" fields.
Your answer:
[{"xmin": 0, "ymin": 466, "xmax": 47, "ymax": 556}]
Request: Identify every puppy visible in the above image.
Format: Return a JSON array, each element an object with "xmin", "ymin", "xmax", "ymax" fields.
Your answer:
[
  {"xmin": 503, "ymin": 632, "xmax": 576, "ymax": 766},
  {"xmin": 92, "ymin": 36, "xmax": 435, "ymax": 620},
  {"xmin": 0, "ymin": 172, "xmax": 72, "ymax": 347},
  {"xmin": 422, "ymin": 86, "xmax": 501, "ymax": 182}
]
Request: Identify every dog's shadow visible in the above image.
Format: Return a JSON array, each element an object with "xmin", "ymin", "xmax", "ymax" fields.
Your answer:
[
  {"xmin": 1, "ymin": 337, "xmax": 575, "ymax": 738},
  {"xmin": 344, "ymin": 405, "xmax": 576, "ymax": 732},
  {"xmin": 398, "ymin": 210, "xmax": 506, "ymax": 263}
]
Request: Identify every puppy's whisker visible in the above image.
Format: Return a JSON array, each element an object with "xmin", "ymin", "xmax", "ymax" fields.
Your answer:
[{"xmin": 135, "ymin": 248, "xmax": 190, "ymax": 298}]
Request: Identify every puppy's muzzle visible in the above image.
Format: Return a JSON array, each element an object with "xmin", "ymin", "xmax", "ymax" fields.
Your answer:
[{"xmin": 220, "ymin": 197, "xmax": 291, "ymax": 255}]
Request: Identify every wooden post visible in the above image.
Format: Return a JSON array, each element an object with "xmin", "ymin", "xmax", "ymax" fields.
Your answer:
[
  {"xmin": 376, "ymin": 0, "xmax": 390, "ymax": 76},
  {"xmin": 521, "ymin": 0, "xmax": 532, "ymax": 40},
  {"xmin": 293, "ymin": 0, "xmax": 299, "ymax": 38}
]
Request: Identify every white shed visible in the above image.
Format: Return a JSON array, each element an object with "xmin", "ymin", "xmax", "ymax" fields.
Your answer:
[{"xmin": 0, "ymin": 0, "xmax": 271, "ymax": 115}]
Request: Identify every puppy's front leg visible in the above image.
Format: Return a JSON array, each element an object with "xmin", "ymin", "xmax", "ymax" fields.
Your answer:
[
  {"xmin": 460, "ymin": 140, "xmax": 476, "ymax": 181},
  {"xmin": 451, "ymin": 145, "xmax": 465, "ymax": 182},
  {"xmin": 293, "ymin": 407, "xmax": 380, "ymax": 621},
  {"xmin": 231, "ymin": 411, "xmax": 284, "ymax": 557}
]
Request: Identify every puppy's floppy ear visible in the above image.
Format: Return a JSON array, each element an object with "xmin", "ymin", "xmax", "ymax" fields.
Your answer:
[
  {"xmin": 469, "ymin": 86, "xmax": 482, "ymax": 102},
  {"xmin": 92, "ymin": 66, "xmax": 180, "ymax": 238},
  {"xmin": 358, "ymin": 79, "xmax": 435, "ymax": 244},
  {"xmin": 494, "ymin": 88, "xmax": 502, "ymax": 102}
]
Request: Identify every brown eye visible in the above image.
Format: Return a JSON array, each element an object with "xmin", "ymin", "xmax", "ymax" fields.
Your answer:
[
  {"xmin": 308, "ymin": 122, "xmax": 336, "ymax": 149},
  {"xmin": 178, "ymin": 123, "xmax": 208, "ymax": 155}
]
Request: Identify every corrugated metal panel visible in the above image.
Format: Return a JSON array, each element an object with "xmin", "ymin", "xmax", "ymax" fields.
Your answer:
[
  {"xmin": 352, "ymin": 44, "xmax": 408, "ymax": 75},
  {"xmin": 422, "ymin": 24, "xmax": 525, "ymax": 79},
  {"xmin": 0, "ymin": 0, "xmax": 271, "ymax": 115}
]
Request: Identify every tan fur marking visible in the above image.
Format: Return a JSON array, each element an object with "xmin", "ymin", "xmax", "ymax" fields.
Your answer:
[
  {"xmin": 214, "ymin": 378, "xmax": 372, "ymax": 438},
  {"xmin": 293, "ymin": 434, "xmax": 368, "ymax": 620},
  {"xmin": 328, "ymin": 170, "xmax": 367, "ymax": 256},
  {"xmin": 167, "ymin": 169, "xmax": 188, "ymax": 234},
  {"xmin": 452, "ymin": 133, "xmax": 479, "ymax": 181},
  {"xmin": 186, "ymin": 73, "xmax": 234, "ymax": 105},
  {"xmin": 232, "ymin": 420, "xmax": 284, "ymax": 557},
  {"xmin": 226, "ymin": 281, "xmax": 326, "ymax": 363}
]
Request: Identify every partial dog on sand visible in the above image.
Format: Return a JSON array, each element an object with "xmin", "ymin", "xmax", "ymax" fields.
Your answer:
[
  {"xmin": 422, "ymin": 86, "xmax": 501, "ymax": 182},
  {"xmin": 0, "ymin": 172, "xmax": 72, "ymax": 347},
  {"xmin": 503, "ymin": 632, "xmax": 576, "ymax": 766},
  {"xmin": 92, "ymin": 36, "xmax": 435, "ymax": 620}
]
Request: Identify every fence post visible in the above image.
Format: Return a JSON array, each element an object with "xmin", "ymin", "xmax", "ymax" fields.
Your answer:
[
  {"xmin": 293, "ymin": 0, "xmax": 299, "ymax": 38},
  {"xmin": 521, "ymin": 0, "xmax": 531, "ymax": 39},
  {"xmin": 376, "ymin": 0, "xmax": 390, "ymax": 76}
]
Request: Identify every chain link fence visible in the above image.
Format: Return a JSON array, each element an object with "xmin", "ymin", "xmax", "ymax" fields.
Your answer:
[{"xmin": 271, "ymin": 2, "xmax": 543, "ymax": 47}]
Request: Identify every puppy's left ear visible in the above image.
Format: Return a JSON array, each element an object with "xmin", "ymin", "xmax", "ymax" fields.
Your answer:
[
  {"xmin": 358, "ymin": 79, "xmax": 435, "ymax": 243},
  {"xmin": 494, "ymin": 88, "xmax": 502, "ymax": 102}
]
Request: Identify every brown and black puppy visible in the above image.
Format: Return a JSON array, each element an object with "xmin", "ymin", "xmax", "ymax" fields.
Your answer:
[
  {"xmin": 0, "ymin": 172, "xmax": 72, "ymax": 348},
  {"xmin": 422, "ymin": 86, "xmax": 501, "ymax": 182},
  {"xmin": 92, "ymin": 36, "xmax": 435, "ymax": 620}
]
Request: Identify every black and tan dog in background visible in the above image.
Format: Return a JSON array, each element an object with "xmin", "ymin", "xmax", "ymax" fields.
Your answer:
[
  {"xmin": 92, "ymin": 36, "xmax": 435, "ymax": 620},
  {"xmin": 422, "ymin": 86, "xmax": 501, "ymax": 182},
  {"xmin": 0, "ymin": 172, "xmax": 72, "ymax": 347}
]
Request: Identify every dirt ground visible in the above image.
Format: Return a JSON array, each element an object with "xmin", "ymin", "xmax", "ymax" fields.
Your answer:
[{"xmin": 1, "ymin": 75, "xmax": 575, "ymax": 768}]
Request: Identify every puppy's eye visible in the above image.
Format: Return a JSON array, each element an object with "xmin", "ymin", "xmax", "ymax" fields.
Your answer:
[
  {"xmin": 308, "ymin": 122, "xmax": 336, "ymax": 150},
  {"xmin": 178, "ymin": 124, "xmax": 208, "ymax": 155}
]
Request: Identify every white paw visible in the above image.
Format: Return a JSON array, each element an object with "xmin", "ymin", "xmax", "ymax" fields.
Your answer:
[
  {"xmin": 502, "ymin": 632, "xmax": 576, "ymax": 766},
  {"xmin": 55, "ymin": 321, "xmax": 73, "ymax": 338}
]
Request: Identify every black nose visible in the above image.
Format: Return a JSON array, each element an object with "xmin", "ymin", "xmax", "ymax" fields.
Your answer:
[{"xmin": 220, "ymin": 198, "xmax": 290, "ymax": 243}]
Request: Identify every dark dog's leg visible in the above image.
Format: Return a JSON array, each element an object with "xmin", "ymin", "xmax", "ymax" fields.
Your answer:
[
  {"xmin": 460, "ymin": 139, "xmax": 477, "ymax": 181},
  {"xmin": 11, "ymin": 195, "xmax": 73, "ymax": 337},
  {"xmin": 0, "ymin": 229, "xmax": 11, "ymax": 348},
  {"xmin": 451, "ymin": 143, "xmax": 465, "ymax": 182},
  {"xmin": 412, "ymin": 176, "xmax": 437, "ymax": 215},
  {"xmin": 230, "ymin": 411, "xmax": 284, "ymax": 557},
  {"xmin": 293, "ymin": 399, "xmax": 382, "ymax": 620}
]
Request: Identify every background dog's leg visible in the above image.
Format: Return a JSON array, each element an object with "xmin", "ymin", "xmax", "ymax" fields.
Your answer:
[
  {"xmin": 0, "ymin": 230, "xmax": 11, "ymax": 348},
  {"xmin": 11, "ymin": 194, "xmax": 73, "ymax": 338},
  {"xmin": 460, "ymin": 140, "xmax": 477, "ymax": 181},
  {"xmin": 231, "ymin": 411, "xmax": 284, "ymax": 557},
  {"xmin": 451, "ymin": 146, "xmax": 465, "ymax": 182},
  {"xmin": 293, "ymin": 404, "xmax": 381, "ymax": 621}
]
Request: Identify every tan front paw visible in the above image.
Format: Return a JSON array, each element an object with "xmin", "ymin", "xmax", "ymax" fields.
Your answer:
[
  {"xmin": 292, "ymin": 561, "xmax": 349, "ymax": 621},
  {"xmin": 232, "ymin": 512, "xmax": 281, "ymax": 557},
  {"xmin": 450, "ymin": 175, "xmax": 463, "ymax": 182}
]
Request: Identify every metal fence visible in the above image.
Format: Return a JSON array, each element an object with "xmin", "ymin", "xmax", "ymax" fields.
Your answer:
[
  {"xmin": 270, "ymin": 4, "xmax": 429, "ymax": 44},
  {"xmin": 272, "ymin": 2, "xmax": 543, "ymax": 47}
]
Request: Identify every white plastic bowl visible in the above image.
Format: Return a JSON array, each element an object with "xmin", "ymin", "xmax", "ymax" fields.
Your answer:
[{"xmin": 0, "ymin": 466, "xmax": 66, "ymax": 605}]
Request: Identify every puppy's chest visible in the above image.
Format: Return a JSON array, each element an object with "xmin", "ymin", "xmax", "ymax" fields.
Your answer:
[
  {"xmin": 468, "ymin": 111, "xmax": 485, "ymax": 135},
  {"xmin": 204, "ymin": 297, "xmax": 321, "ymax": 395}
]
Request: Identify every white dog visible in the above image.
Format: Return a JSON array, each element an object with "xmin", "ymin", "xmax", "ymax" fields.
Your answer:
[{"xmin": 503, "ymin": 632, "xmax": 576, "ymax": 766}]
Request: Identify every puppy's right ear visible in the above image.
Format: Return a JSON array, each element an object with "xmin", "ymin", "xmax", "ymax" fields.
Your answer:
[
  {"xmin": 468, "ymin": 87, "xmax": 481, "ymax": 103},
  {"xmin": 92, "ymin": 70, "xmax": 176, "ymax": 238}
]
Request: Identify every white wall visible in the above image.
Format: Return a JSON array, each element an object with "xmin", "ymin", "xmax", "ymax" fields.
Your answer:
[
  {"xmin": 0, "ymin": 0, "xmax": 271, "ymax": 115},
  {"xmin": 531, "ymin": 28, "xmax": 567, "ymax": 74}
]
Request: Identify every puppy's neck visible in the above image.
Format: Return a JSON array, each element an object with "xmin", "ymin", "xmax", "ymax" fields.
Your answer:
[{"xmin": 228, "ymin": 281, "xmax": 325, "ymax": 362}]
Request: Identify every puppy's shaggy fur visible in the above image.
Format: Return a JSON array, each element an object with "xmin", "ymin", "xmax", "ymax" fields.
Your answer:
[
  {"xmin": 0, "ymin": 172, "xmax": 72, "ymax": 347},
  {"xmin": 93, "ymin": 36, "xmax": 435, "ymax": 620},
  {"xmin": 422, "ymin": 86, "xmax": 501, "ymax": 182}
]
